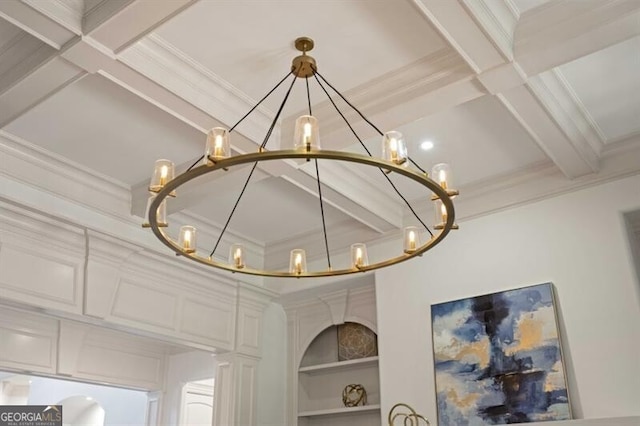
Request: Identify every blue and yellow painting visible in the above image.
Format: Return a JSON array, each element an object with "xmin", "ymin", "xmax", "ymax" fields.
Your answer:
[{"xmin": 431, "ymin": 283, "xmax": 571, "ymax": 424}]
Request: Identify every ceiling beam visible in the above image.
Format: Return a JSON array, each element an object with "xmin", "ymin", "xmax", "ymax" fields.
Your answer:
[
  {"xmin": 514, "ymin": 0, "xmax": 640, "ymax": 76},
  {"xmin": 410, "ymin": 0, "xmax": 507, "ymax": 73},
  {"xmin": 0, "ymin": 0, "xmax": 77, "ymax": 49},
  {"xmin": 83, "ymin": 0, "xmax": 197, "ymax": 53}
]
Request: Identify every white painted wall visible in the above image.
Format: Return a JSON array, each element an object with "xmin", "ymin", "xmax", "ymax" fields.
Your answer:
[
  {"xmin": 256, "ymin": 302, "xmax": 287, "ymax": 426},
  {"xmin": 161, "ymin": 350, "xmax": 217, "ymax": 426},
  {"xmin": 27, "ymin": 376, "xmax": 147, "ymax": 426},
  {"xmin": 375, "ymin": 174, "xmax": 640, "ymax": 424}
]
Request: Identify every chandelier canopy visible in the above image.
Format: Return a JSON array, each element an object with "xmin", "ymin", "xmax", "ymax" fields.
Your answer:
[{"xmin": 143, "ymin": 37, "xmax": 459, "ymax": 278}]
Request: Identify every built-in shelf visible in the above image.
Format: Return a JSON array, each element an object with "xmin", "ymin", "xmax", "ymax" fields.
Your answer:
[
  {"xmin": 298, "ymin": 404, "xmax": 381, "ymax": 418},
  {"xmin": 299, "ymin": 356, "xmax": 379, "ymax": 375}
]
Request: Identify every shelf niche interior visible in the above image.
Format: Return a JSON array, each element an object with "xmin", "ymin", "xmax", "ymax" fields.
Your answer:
[{"xmin": 298, "ymin": 323, "xmax": 380, "ymax": 426}]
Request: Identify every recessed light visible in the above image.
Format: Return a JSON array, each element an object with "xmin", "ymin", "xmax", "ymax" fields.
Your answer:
[{"xmin": 420, "ymin": 140, "xmax": 434, "ymax": 151}]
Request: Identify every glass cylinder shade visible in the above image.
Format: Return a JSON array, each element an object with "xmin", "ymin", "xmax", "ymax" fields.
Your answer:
[
  {"xmin": 149, "ymin": 159, "xmax": 175, "ymax": 193},
  {"xmin": 403, "ymin": 226, "xmax": 420, "ymax": 253},
  {"xmin": 351, "ymin": 243, "xmax": 369, "ymax": 269},
  {"xmin": 289, "ymin": 249, "xmax": 307, "ymax": 275},
  {"xmin": 293, "ymin": 115, "xmax": 320, "ymax": 151},
  {"xmin": 432, "ymin": 163, "xmax": 453, "ymax": 191},
  {"xmin": 204, "ymin": 127, "xmax": 230, "ymax": 164},
  {"xmin": 382, "ymin": 131, "xmax": 408, "ymax": 165},
  {"xmin": 142, "ymin": 195, "xmax": 167, "ymax": 228},
  {"xmin": 229, "ymin": 244, "xmax": 245, "ymax": 269},
  {"xmin": 434, "ymin": 199, "xmax": 448, "ymax": 229},
  {"xmin": 179, "ymin": 225, "xmax": 197, "ymax": 253}
]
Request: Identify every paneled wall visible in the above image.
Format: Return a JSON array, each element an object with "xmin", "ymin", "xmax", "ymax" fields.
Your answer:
[
  {"xmin": 0, "ymin": 306, "xmax": 168, "ymax": 390},
  {"xmin": 0, "ymin": 200, "xmax": 275, "ymax": 426}
]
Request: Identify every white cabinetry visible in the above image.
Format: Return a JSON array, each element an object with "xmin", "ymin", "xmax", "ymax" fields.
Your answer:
[{"xmin": 283, "ymin": 277, "xmax": 381, "ymax": 426}]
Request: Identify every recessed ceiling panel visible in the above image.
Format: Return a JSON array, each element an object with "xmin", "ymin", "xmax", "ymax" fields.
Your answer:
[
  {"xmin": 344, "ymin": 94, "xmax": 548, "ymax": 200},
  {"xmin": 155, "ymin": 0, "xmax": 445, "ymax": 112},
  {"xmin": 559, "ymin": 36, "xmax": 640, "ymax": 143},
  {"xmin": 5, "ymin": 74, "xmax": 204, "ymax": 185}
]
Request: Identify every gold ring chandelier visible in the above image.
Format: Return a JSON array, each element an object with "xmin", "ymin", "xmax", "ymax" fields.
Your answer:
[{"xmin": 143, "ymin": 37, "xmax": 459, "ymax": 278}]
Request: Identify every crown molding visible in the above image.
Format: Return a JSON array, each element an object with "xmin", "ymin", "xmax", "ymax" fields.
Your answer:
[
  {"xmin": 118, "ymin": 34, "xmax": 278, "ymax": 148},
  {"xmin": 0, "ymin": 130, "xmax": 131, "ymax": 218}
]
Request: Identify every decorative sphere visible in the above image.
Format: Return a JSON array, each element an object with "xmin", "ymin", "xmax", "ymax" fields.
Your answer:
[{"xmin": 342, "ymin": 384, "xmax": 367, "ymax": 407}]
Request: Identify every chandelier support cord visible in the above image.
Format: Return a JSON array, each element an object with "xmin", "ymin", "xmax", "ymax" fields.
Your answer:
[
  {"xmin": 260, "ymin": 74, "xmax": 298, "ymax": 150},
  {"xmin": 185, "ymin": 71, "xmax": 293, "ymax": 173},
  {"xmin": 306, "ymin": 75, "xmax": 332, "ymax": 269},
  {"xmin": 312, "ymin": 73, "xmax": 434, "ymax": 238},
  {"xmin": 314, "ymin": 70, "xmax": 428, "ymax": 175},
  {"xmin": 209, "ymin": 74, "xmax": 298, "ymax": 257}
]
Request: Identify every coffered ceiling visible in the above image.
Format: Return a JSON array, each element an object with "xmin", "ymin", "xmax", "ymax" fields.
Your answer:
[{"xmin": 0, "ymin": 0, "xmax": 639, "ymax": 291}]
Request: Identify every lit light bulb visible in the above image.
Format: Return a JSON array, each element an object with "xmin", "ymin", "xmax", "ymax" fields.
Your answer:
[
  {"xmin": 409, "ymin": 230, "xmax": 416, "ymax": 251},
  {"xmin": 295, "ymin": 253, "xmax": 303, "ymax": 274},
  {"xmin": 160, "ymin": 165, "xmax": 168, "ymax": 186},
  {"xmin": 389, "ymin": 138, "xmax": 398, "ymax": 162},
  {"xmin": 234, "ymin": 247, "xmax": 243, "ymax": 268},
  {"xmin": 183, "ymin": 229, "xmax": 192, "ymax": 250},
  {"xmin": 438, "ymin": 169, "xmax": 448, "ymax": 189},
  {"xmin": 303, "ymin": 122, "xmax": 312, "ymax": 148},
  {"xmin": 355, "ymin": 247, "xmax": 363, "ymax": 267},
  {"xmin": 440, "ymin": 203, "xmax": 448, "ymax": 223},
  {"xmin": 214, "ymin": 135, "xmax": 223, "ymax": 158}
]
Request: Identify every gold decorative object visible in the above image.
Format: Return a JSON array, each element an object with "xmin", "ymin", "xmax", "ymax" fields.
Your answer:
[
  {"xmin": 388, "ymin": 403, "xmax": 430, "ymax": 426},
  {"xmin": 144, "ymin": 37, "xmax": 459, "ymax": 278},
  {"xmin": 337, "ymin": 322, "xmax": 377, "ymax": 361},
  {"xmin": 342, "ymin": 384, "xmax": 367, "ymax": 407}
]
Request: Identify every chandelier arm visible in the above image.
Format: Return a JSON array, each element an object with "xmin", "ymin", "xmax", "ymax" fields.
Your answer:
[
  {"xmin": 313, "ymin": 73, "xmax": 434, "ymax": 237},
  {"xmin": 314, "ymin": 159, "xmax": 332, "ymax": 270},
  {"xmin": 408, "ymin": 156, "xmax": 428, "ymax": 175},
  {"xmin": 312, "ymin": 73, "xmax": 373, "ymax": 157},
  {"xmin": 229, "ymin": 70, "xmax": 294, "ymax": 133},
  {"xmin": 185, "ymin": 154, "xmax": 206, "ymax": 173},
  {"xmin": 313, "ymin": 68, "xmax": 384, "ymax": 137},
  {"xmin": 209, "ymin": 162, "xmax": 259, "ymax": 258},
  {"xmin": 305, "ymin": 76, "xmax": 312, "ymax": 115},
  {"xmin": 184, "ymin": 71, "xmax": 293, "ymax": 174},
  {"xmin": 260, "ymin": 74, "xmax": 298, "ymax": 150}
]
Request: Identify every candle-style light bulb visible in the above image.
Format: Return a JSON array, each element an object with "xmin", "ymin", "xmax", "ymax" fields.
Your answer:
[
  {"xmin": 179, "ymin": 225, "xmax": 196, "ymax": 254},
  {"xmin": 438, "ymin": 169, "xmax": 447, "ymax": 189},
  {"xmin": 441, "ymin": 203, "xmax": 448, "ymax": 223},
  {"xmin": 229, "ymin": 244, "xmax": 245, "ymax": 269},
  {"xmin": 160, "ymin": 165, "xmax": 168, "ymax": 186},
  {"xmin": 289, "ymin": 249, "xmax": 307, "ymax": 275},
  {"xmin": 295, "ymin": 254, "xmax": 302, "ymax": 273},
  {"xmin": 403, "ymin": 227, "xmax": 420, "ymax": 253}
]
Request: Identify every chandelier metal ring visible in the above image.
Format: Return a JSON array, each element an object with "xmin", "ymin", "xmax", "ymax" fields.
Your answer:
[{"xmin": 148, "ymin": 149, "xmax": 457, "ymax": 278}]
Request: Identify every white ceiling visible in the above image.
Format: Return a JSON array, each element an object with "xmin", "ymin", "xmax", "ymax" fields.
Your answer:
[
  {"xmin": 155, "ymin": 0, "xmax": 446, "ymax": 113},
  {"xmin": 6, "ymin": 74, "xmax": 204, "ymax": 185},
  {"xmin": 1, "ymin": 0, "xmax": 639, "ymax": 285}
]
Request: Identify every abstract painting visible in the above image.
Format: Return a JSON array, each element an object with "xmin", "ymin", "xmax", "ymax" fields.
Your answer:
[{"xmin": 431, "ymin": 283, "xmax": 571, "ymax": 424}]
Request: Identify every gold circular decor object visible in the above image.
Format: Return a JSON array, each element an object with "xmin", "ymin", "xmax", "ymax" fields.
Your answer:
[
  {"xmin": 294, "ymin": 36, "xmax": 314, "ymax": 52},
  {"xmin": 342, "ymin": 384, "xmax": 367, "ymax": 407},
  {"xmin": 148, "ymin": 149, "xmax": 457, "ymax": 278}
]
